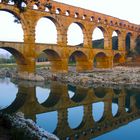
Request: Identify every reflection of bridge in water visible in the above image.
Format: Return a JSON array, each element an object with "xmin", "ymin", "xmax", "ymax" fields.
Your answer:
[{"xmin": 1, "ymin": 81, "xmax": 140, "ymax": 139}]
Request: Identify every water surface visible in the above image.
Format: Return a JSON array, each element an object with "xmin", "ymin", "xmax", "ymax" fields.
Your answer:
[{"xmin": 0, "ymin": 78, "xmax": 140, "ymax": 140}]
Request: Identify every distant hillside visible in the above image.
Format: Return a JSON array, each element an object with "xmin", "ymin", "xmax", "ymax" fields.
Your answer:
[
  {"xmin": 92, "ymin": 36, "xmax": 140, "ymax": 58},
  {"xmin": 79, "ymin": 36, "xmax": 119, "ymax": 50},
  {"xmin": 92, "ymin": 38, "xmax": 104, "ymax": 49},
  {"xmin": 92, "ymin": 36, "xmax": 118, "ymax": 50}
]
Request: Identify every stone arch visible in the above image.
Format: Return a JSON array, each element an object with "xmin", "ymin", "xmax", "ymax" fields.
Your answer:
[
  {"xmin": 92, "ymin": 27, "xmax": 104, "ymax": 49},
  {"xmin": 92, "ymin": 26, "xmax": 108, "ymax": 49},
  {"xmin": 36, "ymin": 52, "xmax": 48, "ymax": 63},
  {"xmin": 92, "ymin": 101, "xmax": 105, "ymax": 122},
  {"xmin": 68, "ymin": 85, "xmax": 87, "ymax": 103},
  {"xmin": 41, "ymin": 91, "xmax": 62, "ymax": 107},
  {"xmin": 68, "ymin": 105, "xmax": 84, "ymax": 129},
  {"xmin": 92, "ymin": 26, "xmax": 109, "ymax": 49},
  {"xmin": 68, "ymin": 50, "xmax": 88, "ymax": 72},
  {"xmin": 113, "ymin": 53, "xmax": 123, "ymax": 66},
  {"xmin": 125, "ymin": 89, "xmax": 138, "ymax": 111},
  {"xmin": 112, "ymin": 30, "xmax": 121, "ymax": 50},
  {"xmin": 35, "ymin": 16, "xmax": 58, "ymax": 44},
  {"xmin": 36, "ymin": 86, "xmax": 50, "ymax": 104},
  {"xmin": 32, "ymin": 3, "xmax": 39, "ymax": 9},
  {"xmin": 104, "ymin": 19, "xmax": 108, "ymax": 24},
  {"xmin": 37, "ymin": 82, "xmax": 67, "ymax": 107},
  {"xmin": 74, "ymin": 12, "xmax": 79, "ymax": 18},
  {"xmin": 0, "ymin": 47, "xmax": 26, "ymax": 65},
  {"xmin": 67, "ymin": 22, "xmax": 86, "ymax": 46},
  {"xmin": 135, "ymin": 93, "xmax": 140, "ymax": 110},
  {"xmin": 70, "ymin": 92, "xmax": 87, "ymax": 103},
  {"xmin": 126, "ymin": 32, "xmax": 132, "ymax": 56},
  {"xmin": 113, "ymin": 89, "xmax": 121, "ymax": 95},
  {"xmin": 37, "ymin": 49, "xmax": 61, "ymax": 61},
  {"xmin": 65, "ymin": 10, "xmax": 70, "ymax": 16},
  {"xmin": 55, "ymin": 8, "xmax": 61, "ymax": 14},
  {"xmin": 36, "ymin": 111, "xmax": 58, "ymax": 133},
  {"xmin": 94, "ymin": 52, "xmax": 109, "ymax": 68},
  {"xmin": 112, "ymin": 98, "xmax": 119, "ymax": 117},
  {"xmin": 0, "ymin": 9, "xmax": 25, "ymax": 41},
  {"xmin": 110, "ymin": 20, "xmax": 113, "ymax": 25},
  {"xmin": 94, "ymin": 87, "xmax": 107, "ymax": 98},
  {"xmin": 135, "ymin": 35, "xmax": 140, "ymax": 55},
  {"xmin": 0, "ymin": 85, "xmax": 27, "ymax": 113},
  {"xmin": 36, "ymin": 49, "xmax": 63, "ymax": 73},
  {"xmin": 0, "ymin": 7, "xmax": 27, "ymax": 27}
]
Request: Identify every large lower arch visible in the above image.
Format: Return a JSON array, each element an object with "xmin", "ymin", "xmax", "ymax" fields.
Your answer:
[
  {"xmin": 94, "ymin": 52, "xmax": 109, "ymax": 68},
  {"xmin": 0, "ymin": 47, "xmax": 27, "ymax": 74},
  {"xmin": 113, "ymin": 53, "xmax": 124, "ymax": 66},
  {"xmin": 0, "ymin": 47, "xmax": 31, "ymax": 78},
  {"xmin": 69, "ymin": 50, "xmax": 92, "ymax": 72},
  {"xmin": 0, "ymin": 47, "xmax": 26, "ymax": 64},
  {"xmin": 36, "ymin": 49, "xmax": 67, "ymax": 73}
]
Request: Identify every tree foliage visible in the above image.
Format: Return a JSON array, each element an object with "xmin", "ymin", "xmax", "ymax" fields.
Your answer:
[
  {"xmin": 2, "ymin": 0, "xmax": 52, "ymax": 12},
  {"xmin": 0, "ymin": 54, "xmax": 15, "ymax": 64},
  {"xmin": 3, "ymin": 0, "xmax": 27, "ymax": 10}
]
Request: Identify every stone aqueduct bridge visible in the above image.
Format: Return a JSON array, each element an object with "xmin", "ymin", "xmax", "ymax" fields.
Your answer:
[{"xmin": 0, "ymin": 1, "xmax": 140, "ymax": 79}]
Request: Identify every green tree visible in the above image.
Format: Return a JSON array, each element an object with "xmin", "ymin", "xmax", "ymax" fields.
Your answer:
[
  {"xmin": 3, "ymin": 0, "xmax": 27, "ymax": 10},
  {"xmin": 9, "ymin": 55, "xmax": 16, "ymax": 63},
  {"xmin": 2, "ymin": 0, "xmax": 52, "ymax": 11}
]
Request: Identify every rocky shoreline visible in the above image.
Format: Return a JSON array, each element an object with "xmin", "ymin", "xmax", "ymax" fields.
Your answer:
[
  {"xmin": 1, "ymin": 66, "xmax": 140, "ymax": 88},
  {"xmin": 0, "ymin": 112, "xmax": 59, "ymax": 140}
]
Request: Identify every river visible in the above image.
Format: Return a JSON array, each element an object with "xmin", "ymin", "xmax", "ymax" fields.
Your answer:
[{"xmin": 0, "ymin": 77, "xmax": 140, "ymax": 140}]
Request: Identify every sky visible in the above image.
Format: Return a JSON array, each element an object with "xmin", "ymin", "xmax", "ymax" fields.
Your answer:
[
  {"xmin": 54, "ymin": 0, "xmax": 140, "ymax": 24},
  {"xmin": 0, "ymin": 0, "xmax": 140, "ymax": 56}
]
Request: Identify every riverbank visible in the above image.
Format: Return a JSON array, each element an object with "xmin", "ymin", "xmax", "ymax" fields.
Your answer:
[
  {"xmin": 55, "ymin": 66, "xmax": 140, "ymax": 88},
  {"xmin": 0, "ymin": 112, "xmax": 59, "ymax": 140},
  {"xmin": 29, "ymin": 66, "xmax": 140, "ymax": 88},
  {"xmin": 1, "ymin": 66, "xmax": 140, "ymax": 88}
]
